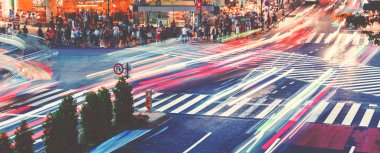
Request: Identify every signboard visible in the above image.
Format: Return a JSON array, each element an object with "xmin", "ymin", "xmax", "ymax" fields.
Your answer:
[
  {"xmin": 33, "ymin": 0, "xmax": 46, "ymax": 5},
  {"xmin": 113, "ymin": 63, "xmax": 124, "ymax": 75}
]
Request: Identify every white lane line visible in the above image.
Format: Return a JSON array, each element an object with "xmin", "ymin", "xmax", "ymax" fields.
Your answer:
[
  {"xmin": 342, "ymin": 103, "xmax": 361, "ymax": 126},
  {"xmin": 203, "ymin": 97, "xmax": 236, "ymax": 116},
  {"xmin": 220, "ymin": 98, "xmax": 251, "ymax": 117},
  {"xmin": 255, "ymin": 99, "xmax": 283, "ymax": 119},
  {"xmin": 171, "ymin": 95, "xmax": 208, "ymax": 114},
  {"xmin": 323, "ymin": 103, "xmax": 345, "ymax": 124},
  {"xmin": 305, "ymin": 32, "xmax": 317, "ymax": 43},
  {"xmin": 183, "ymin": 132, "xmax": 212, "ymax": 153},
  {"xmin": 238, "ymin": 98, "xmax": 267, "ymax": 118},
  {"xmin": 359, "ymin": 109, "xmax": 375, "ymax": 127},
  {"xmin": 156, "ymin": 94, "xmax": 192, "ymax": 112},
  {"xmin": 377, "ymin": 120, "xmax": 380, "ymax": 128},
  {"xmin": 138, "ymin": 95, "xmax": 177, "ymax": 112},
  {"xmin": 134, "ymin": 93, "xmax": 163, "ymax": 107},
  {"xmin": 349, "ymin": 146, "xmax": 356, "ymax": 153},
  {"xmin": 307, "ymin": 101, "xmax": 329, "ymax": 122}
]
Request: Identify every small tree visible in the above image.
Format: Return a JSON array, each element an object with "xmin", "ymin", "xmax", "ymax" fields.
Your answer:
[
  {"xmin": 43, "ymin": 95, "xmax": 79, "ymax": 153},
  {"xmin": 0, "ymin": 132, "xmax": 13, "ymax": 153},
  {"xmin": 113, "ymin": 77, "xmax": 136, "ymax": 130},
  {"xmin": 81, "ymin": 87, "xmax": 113, "ymax": 146},
  {"xmin": 14, "ymin": 120, "xmax": 34, "ymax": 153}
]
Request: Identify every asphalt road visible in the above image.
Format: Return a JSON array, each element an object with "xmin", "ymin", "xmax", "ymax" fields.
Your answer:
[{"xmin": 1, "ymin": 1, "xmax": 380, "ymax": 153}]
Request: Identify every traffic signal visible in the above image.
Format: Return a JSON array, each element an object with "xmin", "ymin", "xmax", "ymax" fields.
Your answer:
[{"xmin": 196, "ymin": 2, "xmax": 202, "ymax": 10}]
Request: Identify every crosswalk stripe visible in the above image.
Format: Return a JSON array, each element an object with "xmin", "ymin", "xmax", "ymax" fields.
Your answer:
[
  {"xmin": 307, "ymin": 101, "xmax": 329, "ymax": 122},
  {"xmin": 134, "ymin": 93, "xmax": 163, "ymax": 107},
  {"xmin": 324, "ymin": 33, "xmax": 335, "ymax": 44},
  {"xmin": 255, "ymin": 99, "xmax": 282, "ymax": 119},
  {"xmin": 363, "ymin": 34, "xmax": 369, "ymax": 45},
  {"xmin": 137, "ymin": 94, "xmax": 176, "ymax": 112},
  {"xmin": 343, "ymin": 33, "xmax": 354, "ymax": 45},
  {"xmin": 272, "ymin": 33, "xmax": 281, "ymax": 39},
  {"xmin": 359, "ymin": 109, "xmax": 375, "ymax": 127},
  {"xmin": 324, "ymin": 102, "xmax": 345, "ymax": 124},
  {"xmin": 305, "ymin": 32, "xmax": 317, "ymax": 43},
  {"xmin": 22, "ymin": 89, "xmax": 62, "ymax": 105},
  {"xmin": 28, "ymin": 89, "xmax": 69, "ymax": 106},
  {"xmin": 238, "ymin": 98, "xmax": 267, "ymax": 118},
  {"xmin": 314, "ymin": 33, "xmax": 325, "ymax": 43},
  {"xmin": 134, "ymin": 92, "xmax": 146, "ymax": 101},
  {"xmin": 352, "ymin": 35, "xmax": 361, "ymax": 45},
  {"xmin": 341, "ymin": 103, "xmax": 361, "ymax": 126},
  {"xmin": 377, "ymin": 120, "xmax": 380, "ymax": 128},
  {"xmin": 220, "ymin": 98, "xmax": 251, "ymax": 117},
  {"xmin": 204, "ymin": 97, "xmax": 235, "ymax": 116},
  {"xmin": 155, "ymin": 94, "xmax": 192, "ymax": 112},
  {"xmin": 171, "ymin": 95, "xmax": 208, "ymax": 114},
  {"xmin": 333, "ymin": 34, "xmax": 343, "ymax": 45}
]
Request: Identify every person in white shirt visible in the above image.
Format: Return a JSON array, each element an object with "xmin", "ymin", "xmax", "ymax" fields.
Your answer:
[{"xmin": 182, "ymin": 25, "xmax": 188, "ymax": 43}]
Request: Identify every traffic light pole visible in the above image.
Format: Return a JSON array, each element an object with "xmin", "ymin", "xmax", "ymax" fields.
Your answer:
[{"xmin": 196, "ymin": 0, "xmax": 202, "ymax": 40}]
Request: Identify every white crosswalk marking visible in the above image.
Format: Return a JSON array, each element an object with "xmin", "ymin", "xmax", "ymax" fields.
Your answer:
[
  {"xmin": 155, "ymin": 94, "xmax": 192, "ymax": 112},
  {"xmin": 363, "ymin": 34, "xmax": 369, "ymax": 45},
  {"xmin": 314, "ymin": 33, "xmax": 325, "ymax": 43},
  {"xmin": 29, "ymin": 89, "xmax": 67, "ymax": 106},
  {"xmin": 204, "ymin": 97, "xmax": 236, "ymax": 116},
  {"xmin": 377, "ymin": 120, "xmax": 380, "ymax": 128},
  {"xmin": 324, "ymin": 33, "xmax": 335, "ymax": 44},
  {"xmin": 171, "ymin": 95, "xmax": 208, "ymax": 114},
  {"xmin": 220, "ymin": 98, "xmax": 251, "ymax": 117},
  {"xmin": 359, "ymin": 109, "xmax": 375, "ymax": 127},
  {"xmin": 23, "ymin": 89, "xmax": 62, "ymax": 104},
  {"xmin": 324, "ymin": 103, "xmax": 345, "ymax": 124},
  {"xmin": 305, "ymin": 32, "xmax": 317, "ymax": 43},
  {"xmin": 343, "ymin": 33, "xmax": 354, "ymax": 45},
  {"xmin": 341, "ymin": 103, "xmax": 361, "ymax": 126},
  {"xmin": 255, "ymin": 99, "xmax": 282, "ymax": 119},
  {"xmin": 137, "ymin": 94, "xmax": 176, "ymax": 112},
  {"xmin": 333, "ymin": 34, "xmax": 343, "ymax": 45},
  {"xmin": 352, "ymin": 34, "xmax": 361, "ymax": 45},
  {"xmin": 238, "ymin": 98, "xmax": 267, "ymax": 118},
  {"xmin": 307, "ymin": 101, "xmax": 329, "ymax": 122},
  {"xmin": 134, "ymin": 93, "xmax": 163, "ymax": 107}
]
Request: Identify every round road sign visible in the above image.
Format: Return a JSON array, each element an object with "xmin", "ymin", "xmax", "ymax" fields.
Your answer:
[{"xmin": 113, "ymin": 63, "xmax": 124, "ymax": 75}]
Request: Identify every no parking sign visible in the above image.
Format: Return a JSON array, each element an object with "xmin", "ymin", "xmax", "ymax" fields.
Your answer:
[{"xmin": 113, "ymin": 63, "xmax": 124, "ymax": 75}]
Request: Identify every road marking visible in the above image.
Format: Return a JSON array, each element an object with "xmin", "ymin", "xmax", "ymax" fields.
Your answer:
[
  {"xmin": 343, "ymin": 33, "xmax": 354, "ymax": 45},
  {"xmin": 171, "ymin": 95, "xmax": 208, "ymax": 114},
  {"xmin": 281, "ymin": 86, "xmax": 287, "ymax": 89},
  {"xmin": 156, "ymin": 94, "xmax": 192, "ymax": 112},
  {"xmin": 305, "ymin": 32, "xmax": 317, "ymax": 43},
  {"xmin": 377, "ymin": 120, "xmax": 380, "ymax": 128},
  {"xmin": 22, "ymin": 89, "xmax": 62, "ymax": 104},
  {"xmin": 324, "ymin": 103, "xmax": 345, "ymax": 124},
  {"xmin": 138, "ymin": 95, "xmax": 176, "ymax": 112},
  {"xmin": 272, "ymin": 33, "xmax": 281, "ymax": 39},
  {"xmin": 349, "ymin": 146, "xmax": 355, "ymax": 153},
  {"xmin": 314, "ymin": 33, "xmax": 325, "ymax": 43},
  {"xmin": 363, "ymin": 34, "xmax": 369, "ymax": 45},
  {"xmin": 333, "ymin": 34, "xmax": 343, "ymax": 45},
  {"xmin": 255, "ymin": 99, "xmax": 283, "ymax": 119},
  {"xmin": 134, "ymin": 93, "xmax": 163, "ymax": 107},
  {"xmin": 352, "ymin": 35, "xmax": 361, "ymax": 45},
  {"xmin": 238, "ymin": 98, "xmax": 267, "ymax": 118},
  {"xmin": 342, "ymin": 103, "xmax": 361, "ymax": 126},
  {"xmin": 324, "ymin": 33, "xmax": 335, "ymax": 44},
  {"xmin": 183, "ymin": 132, "xmax": 212, "ymax": 153},
  {"xmin": 220, "ymin": 98, "xmax": 251, "ymax": 117},
  {"xmin": 307, "ymin": 101, "xmax": 329, "ymax": 122},
  {"xmin": 359, "ymin": 109, "xmax": 375, "ymax": 127},
  {"xmin": 264, "ymin": 138, "xmax": 281, "ymax": 153},
  {"xmin": 204, "ymin": 97, "xmax": 235, "ymax": 116},
  {"xmin": 29, "ymin": 89, "xmax": 68, "ymax": 106}
]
